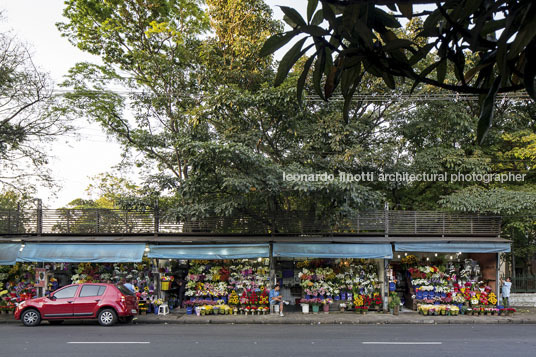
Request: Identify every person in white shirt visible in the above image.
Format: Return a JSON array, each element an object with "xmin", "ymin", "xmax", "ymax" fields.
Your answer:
[{"xmin": 500, "ymin": 277, "xmax": 512, "ymax": 307}]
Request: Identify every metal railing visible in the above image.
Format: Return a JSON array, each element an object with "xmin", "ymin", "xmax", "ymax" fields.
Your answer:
[
  {"xmin": 511, "ymin": 275, "xmax": 536, "ymax": 293},
  {"xmin": 0, "ymin": 209, "xmax": 501, "ymax": 236}
]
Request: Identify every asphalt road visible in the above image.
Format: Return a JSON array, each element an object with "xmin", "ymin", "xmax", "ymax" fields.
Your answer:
[{"xmin": 0, "ymin": 323, "xmax": 534, "ymax": 357}]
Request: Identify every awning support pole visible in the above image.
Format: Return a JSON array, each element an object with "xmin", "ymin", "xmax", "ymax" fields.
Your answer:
[
  {"xmin": 383, "ymin": 259, "xmax": 389, "ymax": 312},
  {"xmin": 497, "ymin": 252, "xmax": 501, "ymax": 307},
  {"xmin": 269, "ymin": 243, "xmax": 275, "ymax": 287}
]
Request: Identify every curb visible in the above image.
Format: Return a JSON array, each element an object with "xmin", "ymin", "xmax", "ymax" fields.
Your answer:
[{"xmin": 2, "ymin": 316, "xmax": 535, "ymax": 325}]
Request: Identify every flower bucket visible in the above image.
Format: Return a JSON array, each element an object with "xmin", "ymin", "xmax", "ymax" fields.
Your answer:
[
  {"xmin": 161, "ymin": 281, "xmax": 170, "ymax": 291},
  {"xmin": 301, "ymin": 304, "xmax": 310, "ymax": 314},
  {"xmin": 305, "ymin": 295, "xmax": 311, "ymax": 300},
  {"xmin": 186, "ymin": 307, "xmax": 193, "ymax": 315},
  {"xmin": 195, "ymin": 307, "xmax": 201, "ymax": 316},
  {"xmin": 312, "ymin": 304, "xmax": 320, "ymax": 314},
  {"xmin": 334, "ymin": 295, "xmax": 340, "ymax": 301},
  {"xmin": 323, "ymin": 304, "xmax": 330, "ymax": 313}
]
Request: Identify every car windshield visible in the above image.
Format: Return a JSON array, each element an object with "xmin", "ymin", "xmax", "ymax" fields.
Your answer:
[{"xmin": 117, "ymin": 284, "xmax": 135, "ymax": 296}]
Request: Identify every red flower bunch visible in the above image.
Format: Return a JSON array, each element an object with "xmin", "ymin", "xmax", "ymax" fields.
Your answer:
[
  {"xmin": 249, "ymin": 291, "xmax": 259, "ymax": 305},
  {"xmin": 373, "ymin": 294, "xmax": 382, "ymax": 305},
  {"xmin": 239, "ymin": 291, "xmax": 249, "ymax": 305}
]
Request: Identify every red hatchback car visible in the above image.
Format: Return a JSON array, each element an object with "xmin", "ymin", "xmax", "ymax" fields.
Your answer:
[{"xmin": 14, "ymin": 283, "xmax": 138, "ymax": 326}]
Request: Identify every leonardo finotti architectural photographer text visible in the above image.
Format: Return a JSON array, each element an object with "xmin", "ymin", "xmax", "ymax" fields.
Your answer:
[{"xmin": 282, "ymin": 171, "xmax": 526, "ymax": 184}]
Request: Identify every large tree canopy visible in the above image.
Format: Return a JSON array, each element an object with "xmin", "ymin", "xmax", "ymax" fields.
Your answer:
[
  {"xmin": 57, "ymin": 0, "xmax": 383, "ymax": 222},
  {"xmin": 261, "ymin": 0, "xmax": 536, "ymax": 144},
  {"xmin": 0, "ymin": 26, "xmax": 69, "ymax": 192}
]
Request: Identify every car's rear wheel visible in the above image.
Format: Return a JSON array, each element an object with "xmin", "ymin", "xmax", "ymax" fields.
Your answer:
[
  {"xmin": 98, "ymin": 308, "xmax": 117, "ymax": 326},
  {"xmin": 21, "ymin": 309, "xmax": 41, "ymax": 327},
  {"xmin": 49, "ymin": 320, "xmax": 64, "ymax": 325}
]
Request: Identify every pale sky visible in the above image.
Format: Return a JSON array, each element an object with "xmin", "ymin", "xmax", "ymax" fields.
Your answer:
[{"xmin": 0, "ymin": 0, "xmax": 307, "ymax": 208}]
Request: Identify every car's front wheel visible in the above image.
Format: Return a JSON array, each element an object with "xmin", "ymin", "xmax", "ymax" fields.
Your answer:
[
  {"xmin": 21, "ymin": 309, "xmax": 41, "ymax": 327},
  {"xmin": 97, "ymin": 308, "xmax": 117, "ymax": 326}
]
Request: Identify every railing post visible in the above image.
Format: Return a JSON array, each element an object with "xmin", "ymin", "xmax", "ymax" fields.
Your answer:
[
  {"xmin": 384, "ymin": 204, "xmax": 389, "ymax": 237},
  {"xmin": 15, "ymin": 203, "xmax": 20, "ymax": 234},
  {"xmin": 470, "ymin": 216, "xmax": 474, "ymax": 234},
  {"xmin": 125, "ymin": 210, "xmax": 129, "ymax": 233},
  {"xmin": 442, "ymin": 212, "xmax": 445, "ymax": 237},
  {"xmin": 96, "ymin": 209, "xmax": 100, "ymax": 233},
  {"xmin": 7, "ymin": 209, "xmax": 11, "ymax": 234},
  {"xmin": 36, "ymin": 199, "xmax": 42, "ymax": 236},
  {"xmin": 154, "ymin": 201, "xmax": 159, "ymax": 237},
  {"xmin": 66, "ymin": 209, "xmax": 71, "ymax": 234}
]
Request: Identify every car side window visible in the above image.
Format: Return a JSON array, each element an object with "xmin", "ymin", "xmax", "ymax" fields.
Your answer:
[
  {"xmin": 53, "ymin": 285, "xmax": 78, "ymax": 299},
  {"xmin": 79, "ymin": 285, "xmax": 106, "ymax": 297}
]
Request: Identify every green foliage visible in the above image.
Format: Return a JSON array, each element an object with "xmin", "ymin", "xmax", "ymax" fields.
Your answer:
[
  {"xmin": 440, "ymin": 187, "xmax": 536, "ymax": 215},
  {"xmin": 261, "ymin": 0, "xmax": 536, "ymax": 144}
]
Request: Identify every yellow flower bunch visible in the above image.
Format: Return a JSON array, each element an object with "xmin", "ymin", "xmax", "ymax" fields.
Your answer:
[
  {"xmin": 354, "ymin": 295, "xmax": 364, "ymax": 307},
  {"xmin": 228, "ymin": 291, "xmax": 239, "ymax": 305},
  {"xmin": 296, "ymin": 260, "xmax": 311, "ymax": 268},
  {"xmin": 488, "ymin": 293, "xmax": 497, "ymax": 305},
  {"xmin": 401, "ymin": 255, "xmax": 417, "ymax": 265}
]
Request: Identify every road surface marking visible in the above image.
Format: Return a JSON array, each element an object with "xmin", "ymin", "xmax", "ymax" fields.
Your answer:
[
  {"xmin": 362, "ymin": 342, "xmax": 442, "ymax": 345},
  {"xmin": 67, "ymin": 342, "xmax": 150, "ymax": 344}
]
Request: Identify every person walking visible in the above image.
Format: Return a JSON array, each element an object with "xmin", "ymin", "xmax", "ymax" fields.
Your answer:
[{"xmin": 500, "ymin": 277, "xmax": 512, "ymax": 307}]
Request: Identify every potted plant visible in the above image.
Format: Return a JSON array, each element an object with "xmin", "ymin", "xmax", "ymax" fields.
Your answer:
[{"xmin": 389, "ymin": 293, "xmax": 401, "ymax": 315}]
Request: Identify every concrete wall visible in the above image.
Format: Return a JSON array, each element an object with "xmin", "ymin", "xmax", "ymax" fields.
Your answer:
[{"xmin": 510, "ymin": 293, "xmax": 536, "ymax": 307}]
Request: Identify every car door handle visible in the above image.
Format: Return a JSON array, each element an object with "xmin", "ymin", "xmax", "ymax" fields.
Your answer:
[
  {"xmin": 94, "ymin": 299, "xmax": 100, "ymax": 302},
  {"xmin": 67, "ymin": 301, "xmax": 74, "ymax": 303}
]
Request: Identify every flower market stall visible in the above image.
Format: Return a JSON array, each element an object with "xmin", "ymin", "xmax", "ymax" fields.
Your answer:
[
  {"xmin": 183, "ymin": 259, "xmax": 270, "ymax": 316},
  {"xmin": 390, "ymin": 240, "xmax": 511, "ymax": 315},
  {"xmin": 296, "ymin": 258, "xmax": 383, "ymax": 313},
  {"xmin": 272, "ymin": 243, "xmax": 392, "ymax": 313},
  {"xmin": 0, "ymin": 263, "xmax": 37, "ymax": 314}
]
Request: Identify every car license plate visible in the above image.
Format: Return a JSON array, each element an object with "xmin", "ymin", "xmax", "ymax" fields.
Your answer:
[{"xmin": 131, "ymin": 309, "xmax": 138, "ymax": 314}]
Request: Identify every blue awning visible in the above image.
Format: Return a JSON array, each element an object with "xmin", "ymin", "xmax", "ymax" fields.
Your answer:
[
  {"xmin": 0, "ymin": 243, "xmax": 21, "ymax": 265},
  {"xmin": 394, "ymin": 242, "xmax": 511, "ymax": 253},
  {"xmin": 273, "ymin": 243, "xmax": 393, "ymax": 259},
  {"xmin": 17, "ymin": 243, "xmax": 145, "ymax": 263},
  {"xmin": 148, "ymin": 244, "xmax": 270, "ymax": 260}
]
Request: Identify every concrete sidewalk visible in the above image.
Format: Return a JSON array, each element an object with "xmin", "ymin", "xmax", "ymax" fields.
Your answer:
[{"xmin": 2, "ymin": 308, "xmax": 536, "ymax": 325}]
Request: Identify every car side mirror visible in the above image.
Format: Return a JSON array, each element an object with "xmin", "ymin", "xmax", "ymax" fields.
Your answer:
[{"xmin": 48, "ymin": 294, "xmax": 56, "ymax": 301}]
